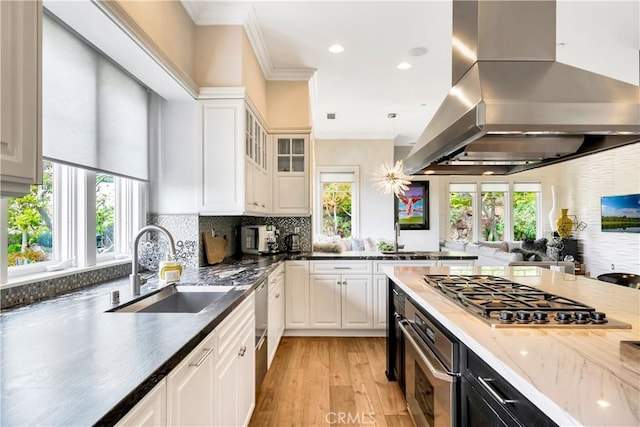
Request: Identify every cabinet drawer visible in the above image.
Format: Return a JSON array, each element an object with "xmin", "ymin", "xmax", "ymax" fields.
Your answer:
[
  {"xmin": 310, "ymin": 261, "xmax": 372, "ymax": 275},
  {"xmin": 373, "ymin": 260, "xmax": 436, "ymax": 274},
  {"xmin": 216, "ymin": 292, "xmax": 255, "ymax": 355}
]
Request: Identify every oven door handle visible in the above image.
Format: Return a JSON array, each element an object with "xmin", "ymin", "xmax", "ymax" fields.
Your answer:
[{"xmin": 399, "ymin": 319, "xmax": 458, "ymax": 383}]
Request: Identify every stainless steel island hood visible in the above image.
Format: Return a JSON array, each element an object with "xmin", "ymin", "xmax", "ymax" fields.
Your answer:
[{"xmin": 404, "ymin": 0, "xmax": 640, "ymax": 175}]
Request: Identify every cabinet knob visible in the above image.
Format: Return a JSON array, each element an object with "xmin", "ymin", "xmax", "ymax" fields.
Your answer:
[
  {"xmin": 336, "ymin": 281, "xmax": 342, "ymax": 285},
  {"xmin": 343, "ymin": 281, "xmax": 347, "ymax": 286},
  {"xmin": 275, "ymin": 293, "xmax": 280, "ymax": 298}
]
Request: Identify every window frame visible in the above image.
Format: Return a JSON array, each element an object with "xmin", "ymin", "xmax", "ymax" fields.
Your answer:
[
  {"xmin": 447, "ymin": 179, "xmax": 543, "ymax": 242},
  {"xmin": 2, "ymin": 162, "xmax": 146, "ymax": 284},
  {"xmin": 314, "ymin": 166, "xmax": 360, "ymax": 239}
]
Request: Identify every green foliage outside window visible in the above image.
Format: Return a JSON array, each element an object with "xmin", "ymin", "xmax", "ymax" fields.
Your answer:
[
  {"xmin": 513, "ymin": 192, "xmax": 537, "ymax": 240},
  {"xmin": 322, "ymin": 183, "xmax": 352, "ymax": 238}
]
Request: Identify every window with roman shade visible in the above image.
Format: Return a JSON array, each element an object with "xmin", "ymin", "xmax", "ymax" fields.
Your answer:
[{"xmin": 42, "ymin": 14, "xmax": 149, "ymax": 181}]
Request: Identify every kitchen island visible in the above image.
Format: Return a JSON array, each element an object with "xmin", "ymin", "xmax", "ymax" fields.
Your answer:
[{"xmin": 384, "ymin": 265, "xmax": 640, "ymax": 426}]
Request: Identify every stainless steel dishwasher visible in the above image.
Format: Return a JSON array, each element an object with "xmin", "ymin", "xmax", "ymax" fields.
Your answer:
[{"xmin": 255, "ymin": 279, "xmax": 268, "ymax": 391}]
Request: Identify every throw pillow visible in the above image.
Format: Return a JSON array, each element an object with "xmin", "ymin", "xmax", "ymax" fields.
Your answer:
[
  {"xmin": 312, "ymin": 242, "xmax": 343, "ymax": 253},
  {"xmin": 351, "ymin": 238, "xmax": 365, "ymax": 251},
  {"xmin": 477, "ymin": 241, "xmax": 509, "ymax": 252},
  {"xmin": 522, "ymin": 237, "xmax": 548, "ymax": 257}
]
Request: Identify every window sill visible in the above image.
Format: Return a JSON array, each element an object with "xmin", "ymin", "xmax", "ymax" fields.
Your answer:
[{"xmin": 2, "ymin": 258, "xmax": 132, "ymax": 290}]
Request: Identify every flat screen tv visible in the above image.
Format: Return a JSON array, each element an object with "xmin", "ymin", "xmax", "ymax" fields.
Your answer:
[{"xmin": 601, "ymin": 193, "xmax": 640, "ymax": 233}]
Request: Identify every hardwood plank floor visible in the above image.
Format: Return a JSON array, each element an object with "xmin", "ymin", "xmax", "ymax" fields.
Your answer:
[{"xmin": 250, "ymin": 337, "xmax": 412, "ymax": 427}]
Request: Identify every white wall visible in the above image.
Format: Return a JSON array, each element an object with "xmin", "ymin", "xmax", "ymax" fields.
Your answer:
[
  {"xmin": 537, "ymin": 144, "xmax": 640, "ymax": 277},
  {"xmin": 314, "ymin": 139, "xmax": 395, "ymax": 241}
]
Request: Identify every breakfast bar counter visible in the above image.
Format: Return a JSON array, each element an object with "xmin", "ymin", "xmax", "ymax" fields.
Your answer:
[{"xmin": 384, "ymin": 265, "xmax": 640, "ymax": 426}]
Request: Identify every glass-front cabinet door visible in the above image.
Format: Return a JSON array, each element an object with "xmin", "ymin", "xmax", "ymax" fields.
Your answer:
[{"xmin": 277, "ymin": 137, "xmax": 305, "ymax": 173}]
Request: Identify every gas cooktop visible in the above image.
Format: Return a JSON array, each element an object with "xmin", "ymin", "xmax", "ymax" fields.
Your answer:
[{"xmin": 423, "ymin": 275, "xmax": 631, "ymax": 329}]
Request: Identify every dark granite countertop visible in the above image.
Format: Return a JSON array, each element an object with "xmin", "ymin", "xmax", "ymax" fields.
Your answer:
[
  {"xmin": 288, "ymin": 250, "xmax": 477, "ymax": 261},
  {"xmin": 0, "ymin": 251, "xmax": 474, "ymax": 426},
  {"xmin": 0, "ymin": 255, "xmax": 284, "ymax": 426}
]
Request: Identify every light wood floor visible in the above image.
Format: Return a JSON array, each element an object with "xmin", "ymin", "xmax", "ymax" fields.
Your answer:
[{"xmin": 249, "ymin": 337, "xmax": 413, "ymax": 427}]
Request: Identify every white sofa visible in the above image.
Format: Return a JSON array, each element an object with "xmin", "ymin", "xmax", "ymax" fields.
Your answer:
[{"xmin": 441, "ymin": 240, "xmax": 575, "ymax": 274}]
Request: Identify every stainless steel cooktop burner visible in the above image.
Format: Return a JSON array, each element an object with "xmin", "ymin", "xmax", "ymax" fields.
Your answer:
[{"xmin": 423, "ymin": 275, "xmax": 631, "ymax": 329}]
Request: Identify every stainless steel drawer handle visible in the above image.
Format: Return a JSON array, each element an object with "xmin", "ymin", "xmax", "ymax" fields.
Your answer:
[
  {"xmin": 398, "ymin": 320, "xmax": 456, "ymax": 383},
  {"xmin": 477, "ymin": 377, "xmax": 517, "ymax": 405},
  {"xmin": 333, "ymin": 266, "xmax": 352, "ymax": 270},
  {"xmin": 189, "ymin": 347, "xmax": 214, "ymax": 368}
]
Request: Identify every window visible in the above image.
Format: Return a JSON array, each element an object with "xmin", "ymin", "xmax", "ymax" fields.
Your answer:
[
  {"xmin": 6, "ymin": 161, "xmax": 54, "ymax": 267},
  {"xmin": 449, "ymin": 183, "xmax": 475, "ymax": 242},
  {"xmin": 448, "ymin": 181, "xmax": 542, "ymax": 242},
  {"xmin": 481, "ymin": 183, "xmax": 507, "ymax": 242},
  {"xmin": 96, "ymin": 174, "xmax": 116, "ymax": 254},
  {"xmin": 513, "ymin": 183, "xmax": 541, "ymax": 240},
  {"xmin": 315, "ymin": 168, "xmax": 359, "ymax": 238}
]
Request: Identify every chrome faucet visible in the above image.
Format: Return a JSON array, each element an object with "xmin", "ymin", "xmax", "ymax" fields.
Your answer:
[{"xmin": 130, "ymin": 225, "xmax": 176, "ymax": 296}]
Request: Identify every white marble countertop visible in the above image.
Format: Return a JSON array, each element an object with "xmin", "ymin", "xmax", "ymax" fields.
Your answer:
[{"xmin": 383, "ymin": 265, "xmax": 640, "ymax": 427}]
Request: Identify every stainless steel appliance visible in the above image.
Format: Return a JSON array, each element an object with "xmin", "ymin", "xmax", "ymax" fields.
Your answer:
[
  {"xmin": 423, "ymin": 275, "xmax": 631, "ymax": 329},
  {"xmin": 403, "ymin": 0, "xmax": 639, "ymax": 176},
  {"xmin": 398, "ymin": 299, "xmax": 460, "ymax": 427},
  {"xmin": 240, "ymin": 225, "xmax": 277, "ymax": 254},
  {"xmin": 284, "ymin": 233, "xmax": 301, "ymax": 253},
  {"xmin": 255, "ymin": 279, "xmax": 268, "ymax": 391}
]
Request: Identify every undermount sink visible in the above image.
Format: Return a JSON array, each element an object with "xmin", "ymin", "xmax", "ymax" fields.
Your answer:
[{"xmin": 110, "ymin": 285, "xmax": 232, "ymax": 313}]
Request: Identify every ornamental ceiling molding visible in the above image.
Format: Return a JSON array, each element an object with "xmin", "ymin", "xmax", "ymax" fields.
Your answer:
[{"xmin": 181, "ymin": 2, "xmax": 316, "ymax": 82}]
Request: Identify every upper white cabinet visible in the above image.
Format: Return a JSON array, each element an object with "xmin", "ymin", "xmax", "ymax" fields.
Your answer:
[
  {"xmin": 198, "ymin": 96, "xmax": 269, "ymax": 215},
  {"xmin": 0, "ymin": 0, "xmax": 42, "ymax": 198},
  {"xmin": 272, "ymin": 135, "xmax": 310, "ymax": 215}
]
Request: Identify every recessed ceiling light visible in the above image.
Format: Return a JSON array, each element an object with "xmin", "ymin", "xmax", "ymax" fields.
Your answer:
[
  {"xmin": 328, "ymin": 44, "xmax": 344, "ymax": 54},
  {"xmin": 482, "ymin": 171, "xmax": 495, "ymax": 175},
  {"xmin": 423, "ymin": 170, "xmax": 435, "ymax": 175},
  {"xmin": 409, "ymin": 47, "xmax": 428, "ymax": 57},
  {"xmin": 397, "ymin": 62, "xmax": 412, "ymax": 70}
]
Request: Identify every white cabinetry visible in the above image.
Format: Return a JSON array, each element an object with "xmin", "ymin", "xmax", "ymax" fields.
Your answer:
[
  {"xmin": 285, "ymin": 261, "xmax": 310, "ymax": 328},
  {"xmin": 272, "ymin": 135, "xmax": 310, "ymax": 215},
  {"xmin": 166, "ymin": 329, "xmax": 216, "ymax": 426},
  {"xmin": 438, "ymin": 259, "xmax": 475, "ymax": 267},
  {"xmin": 0, "ymin": 0, "xmax": 42, "ymax": 197},
  {"xmin": 115, "ymin": 380, "xmax": 167, "ymax": 427},
  {"xmin": 213, "ymin": 294, "xmax": 255, "ymax": 427},
  {"xmin": 268, "ymin": 263, "xmax": 285, "ymax": 367},
  {"xmin": 372, "ymin": 260, "xmax": 437, "ymax": 329},
  {"xmin": 309, "ymin": 261, "xmax": 374, "ymax": 329},
  {"xmin": 198, "ymin": 96, "xmax": 268, "ymax": 215}
]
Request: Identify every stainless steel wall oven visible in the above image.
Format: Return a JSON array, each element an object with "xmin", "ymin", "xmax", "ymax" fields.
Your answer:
[{"xmin": 399, "ymin": 299, "xmax": 460, "ymax": 427}]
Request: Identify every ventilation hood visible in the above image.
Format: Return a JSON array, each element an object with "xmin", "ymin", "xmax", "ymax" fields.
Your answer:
[{"xmin": 404, "ymin": 0, "xmax": 640, "ymax": 176}]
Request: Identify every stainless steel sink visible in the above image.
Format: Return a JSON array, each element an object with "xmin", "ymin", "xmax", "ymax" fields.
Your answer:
[{"xmin": 110, "ymin": 285, "xmax": 232, "ymax": 313}]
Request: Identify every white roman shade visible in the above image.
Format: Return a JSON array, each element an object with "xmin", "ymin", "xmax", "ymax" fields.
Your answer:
[
  {"xmin": 449, "ymin": 183, "xmax": 477, "ymax": 193},
  {"xmin": 513, "ymin": 182, "xmax": 542, "ymax": 192},
  {"xmin": 320, "ymin": 172, "xmax": 355, "ymax": 183},
  {"xmin": 42, "ymin": 14, "xmax": 149, "ymax": 181},
  {"xmin": 481, "ymin": 182, "xmax": 509, "ymax": 192}
]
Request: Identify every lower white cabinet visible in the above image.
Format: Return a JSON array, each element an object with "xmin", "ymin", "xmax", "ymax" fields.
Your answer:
[
  {"xmin": 213, "ymin": 294, "xmax": 255, "ymax": 427},
  {"xmin": 268, "ymin": 263, "xmax": 285, "ymax": 366},
  {"xmin": 285, "ymin": 261, "xmax": 310, "ymax": 328},
  {"xmin": 373, "ymin": 275, "xmax": 388, "ymax": 329},
  {"xmin": 309, "ymin": 274, "xmax": 373, "ymax": 329},
  {"xmin": 167, "ymin": 329, "xmax": 216, "ymax": 426},
  {"xmin": 116, "ymin": 293, "xmax": 255, "ymax": 427},
  {"xmin": 115, "ymin": 380, "xmax": 167, "ymax": 427}
]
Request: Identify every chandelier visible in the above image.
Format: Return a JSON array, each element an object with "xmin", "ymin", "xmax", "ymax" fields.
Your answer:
[{"xmin": 372, "ymin": 160, "xmax": 411, "ymax": 196}]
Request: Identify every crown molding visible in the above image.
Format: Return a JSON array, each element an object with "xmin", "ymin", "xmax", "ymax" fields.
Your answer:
[
  {"xmin": 182, "ymin": 2, "xmax": 315, "ymax": 82},
  {"xmin": 198, "ymin": 87, "xmax": 246, "ymax": 100}
]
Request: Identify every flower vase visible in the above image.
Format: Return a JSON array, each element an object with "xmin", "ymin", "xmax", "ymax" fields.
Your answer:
[
  {"xmin": 556, "ymin": 208, "xmax": 573, "ymax": 238},
  {"xmin": 548, "ymin": 185, "xmax": 558, "ymax": 233}
]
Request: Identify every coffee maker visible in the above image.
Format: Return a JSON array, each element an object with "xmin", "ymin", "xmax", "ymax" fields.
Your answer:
[{"xmin": 284, "ymin": 228, "xmax": 301, "ymax": 253}]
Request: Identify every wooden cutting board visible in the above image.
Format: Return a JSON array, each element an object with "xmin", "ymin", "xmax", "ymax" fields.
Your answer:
[{"xmin": 203, "ymin": 233, "xmax": 228, "ymax": 265}]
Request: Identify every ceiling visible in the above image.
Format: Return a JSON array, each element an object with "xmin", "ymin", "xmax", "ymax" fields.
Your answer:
[{"xmin": 181, "ymin": 1, "xmax": 639, "ymax": 147}]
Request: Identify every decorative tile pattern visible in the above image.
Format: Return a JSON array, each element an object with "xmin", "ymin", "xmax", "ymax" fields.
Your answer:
[
  {"xmin": 1, "ymin": 263, "xmax": 130, "ymax": 310},
  {"xmin": 146, "ymin": 214, "xmax": 199, "ymax": 270}
]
